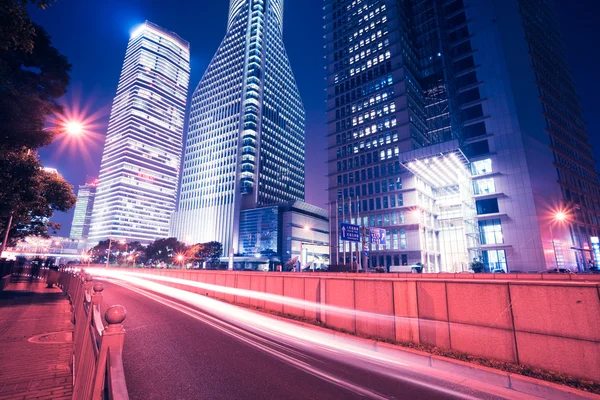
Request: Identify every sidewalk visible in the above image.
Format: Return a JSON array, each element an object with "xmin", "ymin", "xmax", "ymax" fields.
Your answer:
[{"xmin": 0, "ymin": 277, "xmax": 73, "ymax": 400}]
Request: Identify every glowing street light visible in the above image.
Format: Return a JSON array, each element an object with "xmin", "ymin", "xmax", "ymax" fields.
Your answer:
[
  {"xmin": 63, "ymin": 120, "xmax": 84, "ymax": 136},
  {"xmin": 554, "ymin": 211, "xmax": 568, "ymax": 222},
  {"xmin": 54, "ymin": 240, "xmax": 63, "ymax": 254},
  {"xmin": 119, "ymin": 239, "xmax": 128, "ymax": 255},
  {"xmin": 176, "ymin": 253, "xmax": 185, "ymax": 269},
  {"xmin": 549, "ymin": 209, "xmax": 570, "ymax": 269}
]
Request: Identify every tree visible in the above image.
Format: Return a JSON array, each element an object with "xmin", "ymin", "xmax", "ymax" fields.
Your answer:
[
  {"xmin": 0, "ymin": 22, "xmax": 71, "ymax": 151},
  {"xmin": 89, "ymin": 240, "xmax": 114, "ymax": 264},
  {"xmin": 0, "ymin": 154, "xmax": 76, "ymax": 245},
  {"xmin": 145, "ymin": 237, "xmax": 187, "ymax": 264},
  {"xmin": 184, "ymin": 243, "xmax": 206, "ymax": 264},
  {"xmin": 184, "ymin": 241, "xmax": 223, "ymax": 267},
  {"xmin": 0, "ymin": 0, "xmax": 57, "ymax": 53},
  {"xmin": 0, "ymin": 4, "xmax": 73, "ymax": 246},
  {"xmin": 203, "ymin": 241, "xmax": 223, "ymax": 264},
  {"xmin": 469, "ymin": 260, "xmax": 486, "ymax": 273}
]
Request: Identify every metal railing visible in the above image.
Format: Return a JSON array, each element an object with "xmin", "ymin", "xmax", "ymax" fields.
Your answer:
[{"xmin": 57, "ymin": 267, "xmax": 129, "ymax": 400}]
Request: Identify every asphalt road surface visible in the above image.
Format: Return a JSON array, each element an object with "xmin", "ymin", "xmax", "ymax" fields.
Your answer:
[{"xmin": 98, "ymin": 279, "xmax": 515, "ymax": 400}]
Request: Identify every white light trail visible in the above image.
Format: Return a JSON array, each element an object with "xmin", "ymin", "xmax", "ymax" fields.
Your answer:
[
  {"xmin": 87, "ymin": 268, "xmax": 448, "ymax": 334},
  {"xmin": 92, "ymin": 272, "xmax": 498, "ymax": 399}
]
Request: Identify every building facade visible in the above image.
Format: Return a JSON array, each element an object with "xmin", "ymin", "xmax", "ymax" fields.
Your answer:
[
  {"xmin": 69, "ymin": 182, "xmax": 97, "ymax": 240},
  {"xmin": 237, "ymin": 201, "xmax": 329, "ymax": 270},
  {"xmin": 88, "ymin": 21, "xmax": 191, "ymax": 245},
  {"xmin": 170, "ymin": 0, "xmax": 305, "ymax": 255},
  {"xmin": 325, "ymin": 0, "xmax": 599, "ymax": 272}
]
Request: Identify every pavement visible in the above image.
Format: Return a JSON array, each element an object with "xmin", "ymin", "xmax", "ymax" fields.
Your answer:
[
  {"xmin": 98, "ymin": 278, "xmax": 543, "ymax": 400},
  {"xmin": 0, "ymin": 276, "xmax": 73, "ymax": 400}
]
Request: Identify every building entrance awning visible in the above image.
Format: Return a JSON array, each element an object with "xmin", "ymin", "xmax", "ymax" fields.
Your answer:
[{"xmin": 400, "ymin": 144, "xmax": 469, "ymax": 190}]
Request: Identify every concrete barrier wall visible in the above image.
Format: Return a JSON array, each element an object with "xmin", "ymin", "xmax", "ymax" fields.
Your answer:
[{"xmin": 99, "ymin": 267, "xmax": 600, "ymax": 382}]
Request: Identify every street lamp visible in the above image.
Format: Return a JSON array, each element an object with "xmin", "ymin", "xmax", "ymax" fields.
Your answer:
[
  {"xmin": 549, "ymin": 210, "xmax": 570, "ymax": 270},
  {"xmin": 64, "ymin": 121, "xmax": 84, "ymax": 136},
  {"xmin": 176, "ymin": 254, "xmax": 185, "ymax": 269},
  {"xmin": 120, "ymin": 239, "xmax": 128, "ymax": 254},
  {"xmin": 304, "ymin": 225, "xmax": 315, "ymax": 272},
  {"xmin": 82, "ymin": 252, "xmax": 91, "ymax": 268}
]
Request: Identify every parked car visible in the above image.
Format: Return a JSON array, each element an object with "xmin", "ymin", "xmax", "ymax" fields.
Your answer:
[
  {"xmin": 492, "ymin": 269, "xmax": 506, "ymax": 273},
  {"xmin": 389, "ymin": 264, "xmax": 422, "ymax": 273},
  {"xmin": 544, "ymin": 268, "xmax": 572, "ymax": 274}
]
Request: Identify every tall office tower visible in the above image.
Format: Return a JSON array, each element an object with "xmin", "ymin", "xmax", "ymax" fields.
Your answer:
[
  {"xmin": 170, "ymin": 0, "xmax": 305, "ymax": 254},
  {"xmin": 325, "ymin": 0, "xmax": 599, "ymax": 272},
  {"xmin": 70, "ymin": 181, "xmax": 97, "ymax": 240},
  {"xmin": 88, "ymin": 21, "xmax": 191, "ymax": 245}
]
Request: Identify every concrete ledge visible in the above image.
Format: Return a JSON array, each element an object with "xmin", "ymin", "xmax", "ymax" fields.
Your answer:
[
  {"xmin": 509, "ymin": 373, "xmax": 599, "ymax": 399},
  {"xmin": 430, "ymin": 355, "xmax": 511, "ymax": 388}
]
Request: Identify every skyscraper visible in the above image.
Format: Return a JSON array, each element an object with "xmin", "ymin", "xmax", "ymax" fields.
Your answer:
[
  {"xmin": 170, "ymin": 0, "xmax": 305, "ymax": 254},
  {"xmin": 88, "ymin": 21, "xmax": 191, "ymax": 245},
  {"xmin": 325, "ymin": 0, "xmax": 599, "ymax": 272},
  {"xmin": 70, "ymin": 181, "xmax": 97, "ymax": 240}
]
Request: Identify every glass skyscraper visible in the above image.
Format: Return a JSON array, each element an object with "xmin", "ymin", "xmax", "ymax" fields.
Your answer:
[
  {"xmin": 325, "ymin": 0, "xmax": 600, "ymax": 272},
  {"xmin": 88, "ymin": 21, "xmax": 191, "ymax": 245},
  {"xmin": 170, "ymin": 0, "xmax": 305, "ymax": 254},
  {"xmin": 70, "ymin": 182, "xmax": 97, "ymax": 240}
]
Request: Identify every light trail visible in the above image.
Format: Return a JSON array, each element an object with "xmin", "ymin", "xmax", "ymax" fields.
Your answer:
[
  {"xmin": 86, "ymin": 268, "xmax": 449, "ymax": 334},
  {"xmin": 86, "ymin": 269, "xmax": 525, "ymax": 399}
]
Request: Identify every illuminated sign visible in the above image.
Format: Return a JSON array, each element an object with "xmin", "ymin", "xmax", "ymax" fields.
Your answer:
[
  {"xmin": 340, "ymin": 223, "xmax": 360, "ymax": 243},
  {"xmin": 369, "ymin": 228, "xmax": 387, "ymax": 245}
]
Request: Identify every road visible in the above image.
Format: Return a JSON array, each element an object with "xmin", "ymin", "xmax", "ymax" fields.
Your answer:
[{"xmin": 98, "ymin": 278, "xmax": 514, "ymax": 400}]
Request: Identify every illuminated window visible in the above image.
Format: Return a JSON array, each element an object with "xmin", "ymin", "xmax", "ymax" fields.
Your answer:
[
  {"xmin": 473, "ymin": 178, "xmax": 496, "ymax": 195},
  {"xmin": 471, "ymin": 159, "xmax": 492, "ymax": 176}
]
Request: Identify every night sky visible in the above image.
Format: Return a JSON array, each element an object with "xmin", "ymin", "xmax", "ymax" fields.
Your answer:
[{"xmin": 30, "ymin": 0, "xmax": 600, "ymax": 237}]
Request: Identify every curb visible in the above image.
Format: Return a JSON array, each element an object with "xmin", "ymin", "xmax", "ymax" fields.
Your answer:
[{"xmin": 253, "ymin": 310, "xmax": 599, "ymax": 399}]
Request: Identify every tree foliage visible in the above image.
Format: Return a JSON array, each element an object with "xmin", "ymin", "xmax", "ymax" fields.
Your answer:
[
  {"xmin": 88, "ymin": 240, "xmax": 148, "ymax": 264},
  {"xmin": 0, "ymin": 22, "xmax": 71, "ymax": 151},
  {"xmin": 0, "ymin": 152, "xmax": 76, "ymax": 244},
  {"xmin": 0, "ymin": 2, "xmax": 74, "ymax": 244},
  {"xmin": 184, "ymin": 241, "xmax": 223, "ymax": 265},
  {"xmin": 145, "ymin": 237, "xmax": 187, "ymax": 263},
  {"xmin": 0, "ymin": 0, "xmax": 57, "ymax": 53}
]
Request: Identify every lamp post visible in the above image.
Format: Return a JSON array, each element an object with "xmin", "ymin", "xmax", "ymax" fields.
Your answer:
[
  {"xmin": 176, "ymin": 254, "xmax": 185, "ymax": 269},
  {"xmin": 106, "ymin": 238, "xmax": 113, "ymax": 268},
  {"xmin": 119, "ymin": 239, "xmax": 128, "ymax": 267},
  {"xmin": 304, "ymin": 225, "xmax": 315, "ymax": 272},
  {"xmin": 550, "ymin": 210, "xmax": 568, "ymax": 270},
  {"xmin": 120, "ymin": 239, "xmax": 128, "ymax": 253},
  {"xmin": 82, "ymin": 252, "xmax": 91, "ymax": 268},
  {"xmin": 54, "ymin": 240, "xmax": 63, "ymax": 254}
]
